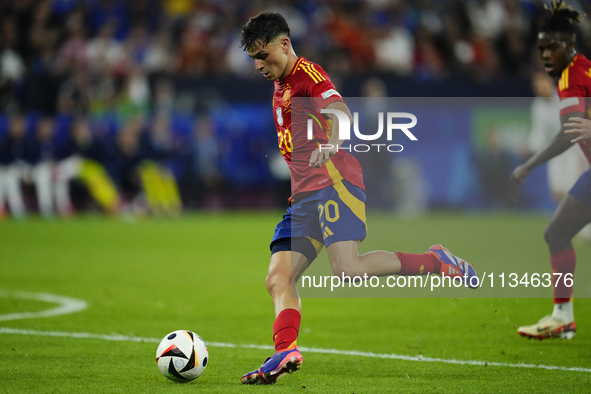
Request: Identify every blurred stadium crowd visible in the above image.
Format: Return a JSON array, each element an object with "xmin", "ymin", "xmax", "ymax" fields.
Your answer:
[{"xmin": 1, "ymin": 0, "xmax": 590, "ymax": 218}]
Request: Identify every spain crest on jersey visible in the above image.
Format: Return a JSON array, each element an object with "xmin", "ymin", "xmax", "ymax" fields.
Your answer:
[{"xmin": 283, "ymin": 86, "xmax": 291, "ymax": 108}]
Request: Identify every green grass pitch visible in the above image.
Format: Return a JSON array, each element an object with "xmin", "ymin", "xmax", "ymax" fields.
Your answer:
[{"xmin": 1, "ymin": 212, "xmax": 590, "ymax": 393}]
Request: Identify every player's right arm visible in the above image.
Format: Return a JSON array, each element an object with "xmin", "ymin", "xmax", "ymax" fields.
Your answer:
[
  {"xmin": 512, "ymin": 57, "xmax": 591, "ymax": 183},
  {"xmin": 511, "ymin": 110, "xmax": 583, "ymax": 183}
]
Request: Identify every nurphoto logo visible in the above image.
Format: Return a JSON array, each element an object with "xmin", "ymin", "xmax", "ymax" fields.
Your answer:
[{"xmin": 307, "ymin": 108, "xmax": 418, "ymax": 153}]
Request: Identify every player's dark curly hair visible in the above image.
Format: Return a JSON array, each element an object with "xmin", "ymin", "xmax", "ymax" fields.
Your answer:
[
  {"xmin": 240, "ymin": 11, "xmax": 290, "ymax": 52},
  {"xmin": 540, "ymin": 0, "xmax": 585, "ymax": 41}
]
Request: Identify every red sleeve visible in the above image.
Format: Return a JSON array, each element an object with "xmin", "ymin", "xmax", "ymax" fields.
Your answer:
[
  {"xmin": 559, "ymin": 67, "xmax": 590, "ymax": 116},
  {"xmin": 559, "ymin": 96, "xmax": 585, "ymax": 117},
  {"xmin": 305, "ymin": 64, "xmax": 343, "ymax": 111}
]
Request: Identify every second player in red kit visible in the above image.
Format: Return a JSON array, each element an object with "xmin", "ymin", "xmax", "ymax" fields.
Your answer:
[{"xmin": 511, "ymin": 1, "xmax": 588, "ymax": 340}]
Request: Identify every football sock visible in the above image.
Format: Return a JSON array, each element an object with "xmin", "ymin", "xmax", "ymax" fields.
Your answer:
[
  {"xmin": 550, "ymin": 248, "xmax": 575, "ymax": 304},
  {"xmin": 273, "ymin": 308, "xmax": 301, "ymax": 352},
  {"xmin": 395, "ymin": 252, "xmax": 441, "ymax": 275},
  {"xmin": 552, "ymin": 300, "xmax": 574, "ymax": 322}
]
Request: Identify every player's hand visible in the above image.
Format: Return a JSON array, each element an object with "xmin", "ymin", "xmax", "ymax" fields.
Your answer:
[
  {"xmin": 564, "ymin": 117, "xmax": 591, "ymax": 143},
  {"xmin": 510, "ymin": 164, "xmax": 531, "ymax": 184},
  {"xmin": 309, "ymin": 145, "xmax": 337, "ymax": 168}
]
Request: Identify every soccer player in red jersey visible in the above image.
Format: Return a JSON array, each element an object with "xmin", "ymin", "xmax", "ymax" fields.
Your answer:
[
  {"xmin": 511, "ymin": 1, "xmax": 588, "ymax": 340},
  {"xmin": 238, "ymin": 11, "xmax": 478, "ymax": 384}
]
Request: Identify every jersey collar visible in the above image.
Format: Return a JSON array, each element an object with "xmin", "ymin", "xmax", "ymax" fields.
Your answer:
[{"xmin": 277, "ymin": 56, "xmax": 306, "ymax": 86}]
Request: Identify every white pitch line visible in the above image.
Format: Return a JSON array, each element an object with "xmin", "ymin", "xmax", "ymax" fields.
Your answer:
[
  {"xmin": 0, "ymin": 327, "xmax": 589, "ymax": 373},
  {"xmin": 0, "ymin": 291, "xmax": 87, "ymax": 321}
]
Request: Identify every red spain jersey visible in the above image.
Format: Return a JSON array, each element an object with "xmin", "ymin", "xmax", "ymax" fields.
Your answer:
[
  {"xmin": 557, "ymin": 54, "xmax": 591, "ymax": 163},
  {"xmin": 273, "ymin": 56, "xmax": 364, "ymax": 200}
]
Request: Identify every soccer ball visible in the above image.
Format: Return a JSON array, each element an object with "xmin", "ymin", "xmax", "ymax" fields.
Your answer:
[{"xmin": 156, "ymin": 330, "xmax": 209, "ymax": 382}]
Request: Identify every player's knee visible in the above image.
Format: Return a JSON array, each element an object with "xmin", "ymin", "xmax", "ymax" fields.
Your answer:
[
  {"xmin": 544, "ymin": 224, "xmax": 567, "ymax": 249},
  {"xmin": 265, "ymin": 265, "xmax": 291, "ymax": 295}
]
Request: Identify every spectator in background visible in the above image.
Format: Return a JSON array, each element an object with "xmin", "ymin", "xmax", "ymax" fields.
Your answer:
[
  {"xmin": 88, "ymin": 58, "xmax": 117, "ymax": 120},
  {"xmin": 413, "ymin": 26, "xmax": 447, "ymax": 81},
  {"xmin": 0, "ymin": 113, "xmax": 27, "ymax": 219},
  {"xmin": 467, "ymin": 0, "xmax": 506, "ymax": 39},
  {"xmin": 192, "ymin": 115, "xmax": 224, "ymax": 208},
  {"xmin": 114, "ymin": 65, "xmax": 150, "ymax": 122},
  {"xmin": 357, "ymin": 78, "xmax": 395, "ymax": 210},
  {"xmin": 23, "ymin": 116, "xmax": 56, "ymax": 218},
  {"xmin": 140, "ymin": 114, "xmax": 182, "ymax": 217},
  {"xmin": 0, "ymin": 13, "xmax": 20, "ymax": 54},
  {"xmin": 374, "ymin": 19, "xmax": 414, "ymax": 76},
  {"xmin": 146, "ymin": 115, "xmax": 175, "ymax": 162},
  {"xmin": 22, "ymin": 32, "xmax": 59, "ymax": 114},
  {"xmin": 29, "ymin": 0, "xmax": 60, "ymax": 36},
  {"xmin": 177, "ymin": 21, "xmax": 210, "ymax": 76},
  {"xmin": 108, "ymin": 117, "xmax": 145, "ymax": 214},
  {"xmin": 123, "ymin": 24, "xmax": 150, "ymax": 69},
  {"xmin": 477, "ymin": 127, "xmax": 518, "ymax": 209},
  {"xmin": 467, "ymin": 30, "xmax": 501, "ymax": 82},
  {"xmin": 0, "ymin": 0, "xmax": 582, "ymax": 90},
  {"xmin": 19, "ymin": 0, "xmax": 61, "ymax": 114},
  {"xmin": 496, "ymin": 1, "xmax": 529, "ymax": 77},
  {"xmin": 86, "ymin": 20, "xmax": 125, "ymax": 74},
  {"xmin": 326, "ymin": 2, "xmax": 375, "ymax": 73},
  {"xmin": 0, "ymin": 21, "xmax": 25, "ymax": 112},
  {"xmin": 439, "ymin": 4, "xmax": 474, "ymax": 73},
  {"xmin": 152, "ymin": 78, "xmax": 177, "ymax": 116},
  {"xmin": 57, "ymin": 67, "xmax": 92, "ymax": 116},
  {"xmin": 144, "ymin": 29, "xmax": 175, "ymax": 74},
  {"xmin": 107, "ymin": 116, "xmax": 181, "ymax": 217},
  {"xmin": 416, "ymin": 0, "xmax": 445, "ymax": 37},
  {"xmin": 12, "ymin": 0, "xmax": 60, "ymax": 67},
  {"xmin": 54, "ymin": 118, "xmax": 119, "ymax": 215},
  {"xmin": 56, "ymin": 9, "xmax": 89, "ymax": 73}
]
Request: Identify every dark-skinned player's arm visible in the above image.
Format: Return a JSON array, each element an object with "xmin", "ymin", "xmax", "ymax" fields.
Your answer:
[
  {"xmin": 564, "ymin": 116, "xmax": 591, "ymax": 143},
  {"xmin": 511, "ymin": 111, "xmax": 584, "ymax": 183},
  {"xmin": 309, "ymin": 100, "xmax": 352, "ymax": 168}
]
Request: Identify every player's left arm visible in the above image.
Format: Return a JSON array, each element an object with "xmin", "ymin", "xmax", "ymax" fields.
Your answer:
[
  {"xmin": 564, "ymin": 116, "xmax": 591, "ymax": 142},
  {"xmin": 309, "ymin": 101, "xmax": 352, "ymax": 168}
]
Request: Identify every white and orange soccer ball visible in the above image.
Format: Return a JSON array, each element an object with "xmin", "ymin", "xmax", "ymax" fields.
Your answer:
[{"xmin": 156, "ymin": 330, "xmax": 209, "ymax": 382}]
